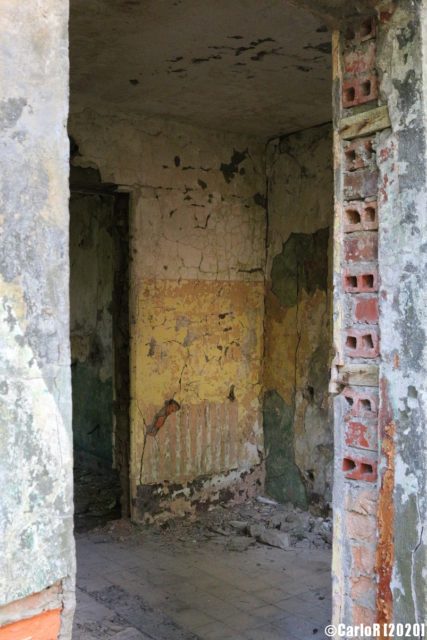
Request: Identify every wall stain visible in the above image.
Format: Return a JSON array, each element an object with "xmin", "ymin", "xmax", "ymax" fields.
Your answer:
[
  {"xmin": 270, "ymin": 228, "xmax": 329, "ymax": 308},
  {"xmin": 220, "ymin": 149, "xmax": 248, "ymax": 183},
  {"xmin": 263, "ymin": 390, "xmax": 307, "ymax": 507}
]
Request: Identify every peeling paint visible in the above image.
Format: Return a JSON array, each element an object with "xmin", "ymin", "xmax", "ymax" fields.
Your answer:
[
  {"xmin": 69, "ymin": 111, "xmax": 267, "ymax": 518},
  {"xmin": 264, "ymin": 124, "xmax": 333, "ymax": 507}
]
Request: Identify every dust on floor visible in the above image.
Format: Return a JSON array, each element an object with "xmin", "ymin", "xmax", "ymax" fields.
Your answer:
[{"xmin": 74, "ymin": 498, "xmax": 332, "ymax": 640}]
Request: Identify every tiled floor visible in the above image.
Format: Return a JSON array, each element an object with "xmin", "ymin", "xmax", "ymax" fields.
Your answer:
[{"xmin": 74, "ymin": 528, "xmax": 332, "ymax": 640}]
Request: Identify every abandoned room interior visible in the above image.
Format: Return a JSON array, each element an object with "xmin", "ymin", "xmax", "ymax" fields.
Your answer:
[
  {"xmin": 68, "ymin": 1, "xmax": 335, "ymax": 637},
  {"xmin": 1, "ymin": 1, "xmax": 426, "ymax": 639}
]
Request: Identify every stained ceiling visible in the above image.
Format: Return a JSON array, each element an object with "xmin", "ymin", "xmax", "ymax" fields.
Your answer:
[{"xmin": 70, "ymin": 0, "xmax": 332, "ymax": 139}]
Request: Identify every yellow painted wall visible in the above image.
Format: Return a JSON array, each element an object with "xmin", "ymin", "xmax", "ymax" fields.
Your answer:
[
  {"xmin": 69, "ymin": 109, "xmax": 267, "ymax": 516},
  {"xmin": 131, "ymin": 279, "xmax": 264, "ymax": 489}
]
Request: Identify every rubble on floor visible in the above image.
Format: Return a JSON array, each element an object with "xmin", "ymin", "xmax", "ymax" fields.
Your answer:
[
  {"xmin": 88, "ymin": 496, "xmax": 332, "ymax": 552},
  {"xmin": 74, "ymin": 505, "xmax": 332, "ymax": 640},
  {"xmin": 74, "ymin": 463, "xmax": 121, "ymax": 532}
]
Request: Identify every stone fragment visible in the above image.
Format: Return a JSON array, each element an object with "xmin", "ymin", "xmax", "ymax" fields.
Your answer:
[
  {"xmin": 229, "ymin": 520, "xmax": 248, "ymax": 532},
  {"xmin": 256, "ymin": 496, "xmax": 278, "ymax": 506},
  {"xmin": 227, "ymin": 536, "xmax": 255, "ymax": 552},
  {"xmin": 249, "ymin": 524, "xmax": 290, "ymax": 550},
  {"xmin": 258, "ymin": 529, "xmax": 291, "ymax": 550},
  {"xmin": 248, "ymin": 524, "xmax": 265, "ymax": 539},
  {"xmin": 208, "ymin": 526, "xmax": 230, "ymax": 536}
]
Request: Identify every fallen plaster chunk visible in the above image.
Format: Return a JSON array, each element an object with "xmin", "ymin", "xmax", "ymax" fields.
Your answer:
[
  {"xmin": 229, "ymin": 520, "xmax": 249, "ymax": 532},
  {"xmin": 227, "ymin": 536, "xmax": 255, "ymax": 552},
  {"xmin": 256, "ymin": 496, "xmax": 279, "ymax": 506},
  {"xmin": 249, "ymin": 524, "xmax": 291, "ymax": 550}
]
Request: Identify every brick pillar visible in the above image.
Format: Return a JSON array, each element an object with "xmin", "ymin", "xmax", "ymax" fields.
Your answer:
[
  {"xmin": 331, "ymin": 13, "xmax": 388, "ymax": 631},
  {"xmin": 332, "ymin": 2, "xmax": 427, "ymax": 635}
]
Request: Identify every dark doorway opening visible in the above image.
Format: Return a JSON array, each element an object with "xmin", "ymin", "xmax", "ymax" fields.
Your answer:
[{"xmin": 70, "ymin": 161, "xmax": 130, "ymax": 531}]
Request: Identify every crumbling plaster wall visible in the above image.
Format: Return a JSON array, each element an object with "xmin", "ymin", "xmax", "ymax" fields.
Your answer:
[
  {"xmin": 375, "ymin": 0, "xmax": 427, "ymax": 625},
  {"xmin": 0, "ymin": 0, "xmax": 74, "ymax": 637},
  {"xmin": 69, "ymin": 109, "xmax": 267, "ymax": 519},
  {"xmin": 264, "ymin": 123, "xmax": 334, "ymax": 509}
]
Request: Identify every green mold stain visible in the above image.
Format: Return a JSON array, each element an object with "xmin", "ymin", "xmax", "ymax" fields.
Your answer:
[
  {"xmin": 263, "ymin": 390, "xmax": 307, "ymax": 508},
  {"xmin": 72, "ymin": 363, "xmax": 113, "ymax": 464},
  {"xmin": 271, "ymin": 228, "xmax": 329, "ymax": 308}
]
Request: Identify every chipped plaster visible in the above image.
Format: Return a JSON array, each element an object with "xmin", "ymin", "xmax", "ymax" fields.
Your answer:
[
  {"xmin": 0, "ymin": 1, "xmax": 74, "ymax": 635},
  {"xmin": 264, "ymin": 124, "xmax": 334, "ymax": 506},
  {"xmin": 69, "ymin": 110, "xmax": 267, "ymax": 517}
]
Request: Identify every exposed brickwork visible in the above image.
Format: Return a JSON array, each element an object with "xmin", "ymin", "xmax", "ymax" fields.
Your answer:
[
  {"xmin": 344, "ymin": 200, "xmax": 378, "ymax": 232},
  {"xmin": 0, "ymin": 609, "xmax": 61, "ymax": 640},
  {"xmin": 343, "ymin": 455, "xmax": 377, "ymax": 482},
  {"xmin": 344, "ymin": 167, "xmax": 379, "ymax": 199},
  {"xmin": 344, "ymin": 328, "xmax": 380, "ymax": 358},
  {"xmin": 345, "ymin": 420, "xmax": 377, "ymax": 451},
  {"xmin": 334, "ymin": 13, "xmax": 385, "ymax": 629},
  {"xmin": 351, "ymin": 575, "xmax": 377, "ymax": 608},
  {"xmin": 343, "ymin": 270, "xmax": 378, "ymax": 294},
  {"xmin": 342, "ymin": 75, "xmax": 378, "ymax": 108},
  {"xmin": 342, "ymin": 18, "xmax": 378, "ymax": 109},
  {"xmin": 342, "ymin": 387, "xmax": 378, "ymax": 417},
  {"xmin": 344, "ymin": 138, "xmax": 374, "ymax": 171},
  {"xmin": 353, "ymin": 297, "xmax": 379, "ymax": 323},
  {"xmin": 352, "ymin": 543, "xmax": 376, "ymax": 576},
  {"xmin": 344, "ymin": 233, "xmax": 378, "ymax": 262},
  {"xmin": 353, "ymin": 603, "xmax": 376, "ymax": 626}
]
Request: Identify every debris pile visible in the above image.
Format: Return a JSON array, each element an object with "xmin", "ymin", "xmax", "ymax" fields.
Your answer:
[
  {"xmin": 74, "ymin": 464, "xmax": 121, "ymax": 532},
  {"xmin": 91, "ymin": 496, "xmax": 332, "ymax": 552},
  {"xmin": 172, "ymin": 496, "xmax": 334, "ymax": 551}
]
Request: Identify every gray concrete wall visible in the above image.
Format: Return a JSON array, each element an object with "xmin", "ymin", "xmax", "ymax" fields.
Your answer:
[
  {"xmin": 0, "ymin": 0, "xmax": 74, "ymax": 635},
  {"xmin": 376, "ymin": 0, "xmax": 427, "ymax": 624}
]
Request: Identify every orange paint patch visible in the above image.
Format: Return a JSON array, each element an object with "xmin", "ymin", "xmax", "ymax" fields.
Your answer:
[
  {"xmin": 376, "ymin": 381, "xmax": 395, "ymax": 637},
  {"xmin": 0, "ymin": 609, "xmax": 61, "ymax": 640}
]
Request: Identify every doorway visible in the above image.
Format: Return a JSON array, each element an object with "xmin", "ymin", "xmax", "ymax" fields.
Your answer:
[{"xmin": 70, "ymin": 163, "xmax": 130, "ymax": 531}]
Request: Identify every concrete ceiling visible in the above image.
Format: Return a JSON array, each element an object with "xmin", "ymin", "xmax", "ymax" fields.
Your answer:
[{"xmin": 70, "ymin": 0, "xmax": 332, "ymax": 139}]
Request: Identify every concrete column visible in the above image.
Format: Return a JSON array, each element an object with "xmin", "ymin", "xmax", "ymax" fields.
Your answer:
[
  {"xmin": 0, "ymin": 1, "xmax": 74, "ymax": 638},
  {"xmin": 376, "ymin": 0, "xmax": 427, "ymax": 627}
]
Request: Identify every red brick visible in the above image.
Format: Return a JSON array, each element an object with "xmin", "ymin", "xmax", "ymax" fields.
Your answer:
[
  {"xmin": 344, "ymin": 17, "xmax": 377, "ymax": 45},
  {"xmin": 343, "ymin": 40, "xmax": 376, "ymax": 75},
  {"xmin": 345, "ymin": 419, "xmax": 377, "ymax": 451},
  {"xmin": 352, "ymin": 603, "xmax": 376, "ymax": 626},
  {"xmin": 346, "ymin": 512, "xmax": 377, "ymax": 541},
  {"xmin": 351, "ymin": 575, "xmax": 376, "ymax": 604},
  {"xmin": 351, "ymin": 544, "xmax": 376, "ymax": 575},
  {"xmin": 343, "ymin": 200, "xmax": 377, "ymax": 232},
  {"xmin": 344, "ymin": 233, "xmax": 378, "ymax": 262},
  {"xmin": 342, "ymin": 74, "xmax": 378, "ymax": 108},
  {"xmin": 344, "ymin": 168, "xmax": 378, "ymax": 199},
  {"xmin": 344, "ymin": 138, "xmax": 374, "ymax": 172},
  {"xmin": 343, "ymin": 270, "xmax": 378, "ymax": 293},
  {"xmin": 344, "ymin": 328, "xmax": 379, "ymax": 358},
  {"xmin": 0, "ymin": 609, "xmax": 61, "ymax": 640},
  {"xmin": 343, "ymin": 455, "xmax": 378, "ymax": 482},
  {"xmin": 354, "ymin": 297, "xmax": 379, "ymax": 323},
  {"xmin": 344, "ymin": 486, "xmax": 378, "ymax": 516},
  {"xmin": 342, "ymin": 387, "xmax": 378, "ymax": 417}
]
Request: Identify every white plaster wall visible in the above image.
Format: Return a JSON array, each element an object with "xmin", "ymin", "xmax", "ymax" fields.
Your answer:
[{"xmin": 69, "ymin": 109, "xmax": 267, "ymax": 282}]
